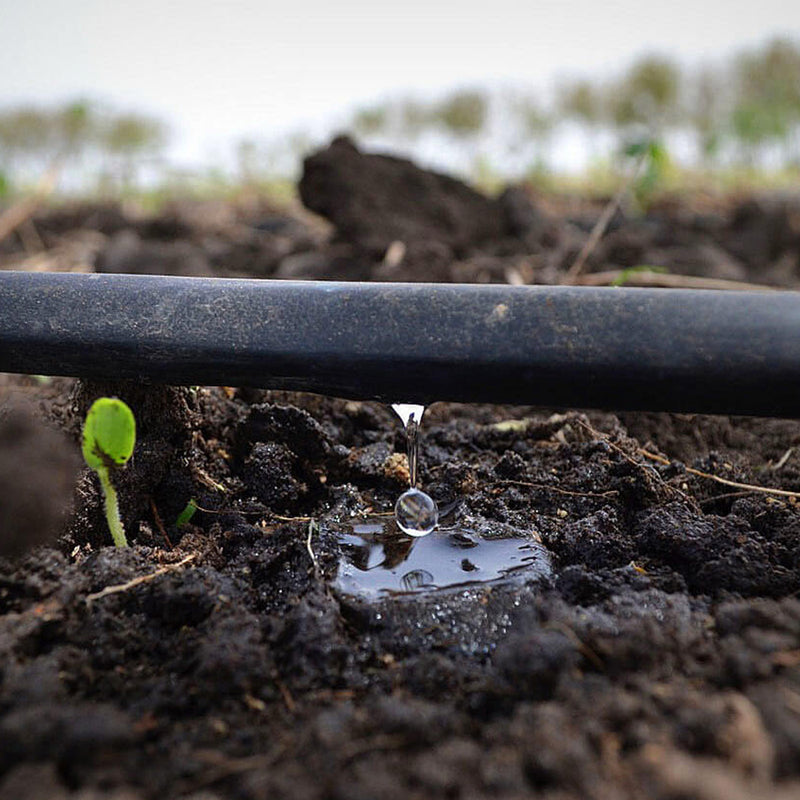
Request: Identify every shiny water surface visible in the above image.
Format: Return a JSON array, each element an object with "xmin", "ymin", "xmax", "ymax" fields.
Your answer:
[{"xmin": 333, "ymin": 517, "xmax": 551, "ymax": 599}]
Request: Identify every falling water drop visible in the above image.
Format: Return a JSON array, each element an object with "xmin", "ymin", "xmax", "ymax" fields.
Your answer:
[
  {"xmin": 395, "ymin": 487, "xmax": 439, "ymax": 537},
  {"xmin": 391, "ymin": 404, "xmax": 424, "ymax": 488},
  {"xmin": 391, "ymin": 403, "xmax": 438, "ymax": 537},
  {"xmin": 391, "ymin": 404, "xmax": 425, "ymax": 430}
]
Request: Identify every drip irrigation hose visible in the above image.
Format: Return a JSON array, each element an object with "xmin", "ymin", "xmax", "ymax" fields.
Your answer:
[{"xmin": 1, "ymin": 270, "xmax": 799, "ymax": 417}]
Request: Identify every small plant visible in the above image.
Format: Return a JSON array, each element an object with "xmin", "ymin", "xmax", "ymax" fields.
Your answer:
[
  {"xmin": 611, "ymin": 265, "xmax": 669, "ymax": 286},
  {"xmin": 175, "ymin": 499, "xmax": 198, "ymax": 528},
  {"xmin": 82, "ymin": 397, "xmax": 136, "ymax": 548},
  {"xmin": 622, "ymin": 136, "xmax": 670, "ymax": 210}
]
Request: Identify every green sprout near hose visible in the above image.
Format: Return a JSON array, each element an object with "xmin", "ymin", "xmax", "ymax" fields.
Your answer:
[
  {"xmin": 176, "ymin": 499, "xmax": 197, "ymax": 528},
  {"xmin": 82, "ymin": 398, "xmax": 136, "ymax": 548}
]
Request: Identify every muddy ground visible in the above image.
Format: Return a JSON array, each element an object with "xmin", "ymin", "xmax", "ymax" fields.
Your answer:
[{"xmin": 2, "ymin": 140, "xmax": 800, "ymax": 798}]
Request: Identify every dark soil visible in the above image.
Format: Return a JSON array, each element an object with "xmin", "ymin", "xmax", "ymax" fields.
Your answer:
[{"xmin": 2, "ymin": 142, "xmax": 800, "ymax": 798}]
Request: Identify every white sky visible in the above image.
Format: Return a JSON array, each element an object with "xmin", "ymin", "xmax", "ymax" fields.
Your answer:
[{"xmin": 2, "ymin": 0, "xmax": 800, "ymax": 167}]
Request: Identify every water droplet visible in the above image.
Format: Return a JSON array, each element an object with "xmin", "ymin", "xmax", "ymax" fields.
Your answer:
[
  {"xmin": 391, "ymin": 404, "xmax": 435, "ymax": 534},
  {"xmin": 401, "ymin": 569, "xmax": 434, "ymax": 591},
  {"xmin": 391, "ymin": 403, "xmax": 425, "ymax": 430},
  {"xmin": 395, "ymin": 488, "xmax": 438, "ymax": 537},
  {"xmin": 392, "ymin": 403, "xmax": 425, "ymax": 487}
]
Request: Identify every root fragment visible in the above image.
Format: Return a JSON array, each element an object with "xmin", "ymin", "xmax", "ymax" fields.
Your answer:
[{"xmin": 85, "ymin": 553, "xmax": 197, "ymax": 603}]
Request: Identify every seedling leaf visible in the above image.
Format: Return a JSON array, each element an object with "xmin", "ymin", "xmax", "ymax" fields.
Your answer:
[
  {"xmin": 82, "ymin": 398, "xmax": 136, "ymax": 470},
  {"xmin": 82, "ymin": 397, "xmax": 136, "ymax": 548},
  {"xmin": 176, "ymin": 499, "xmax": 198, "ymax": 527}
]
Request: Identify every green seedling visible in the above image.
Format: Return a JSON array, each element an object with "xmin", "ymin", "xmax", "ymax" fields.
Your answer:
[
  {"xmin": 176, "ymin": 499, "xmax": 198, "ymax": 528},
  {"xmin": 622, "ymin": 137, "xmax": 670, "ymax": 210},
  {"xmin": 611, "ymin": 265, "xmax": 669, "ymax": 286},
  {"xmin": 82, "ymin": 397, "xmax": 136, "ymax": 548}
]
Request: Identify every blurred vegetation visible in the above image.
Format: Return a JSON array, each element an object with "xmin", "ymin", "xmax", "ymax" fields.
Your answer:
[
  {"xmin": 0, "ymin": 100, "xmax": 167, "ymax": 195},
  {"xmin": 341, "ymin": 36, "xmax": 800, "ymax": 192},
  {"xmin": 0, "ymin": 36, "xmax": 798, "ymax": 203}
]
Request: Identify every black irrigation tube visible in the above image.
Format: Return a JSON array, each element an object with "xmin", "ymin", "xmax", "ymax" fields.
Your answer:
[{"xmin": 1, "ymin": 270, "xmax": 799, "ymax": 417}]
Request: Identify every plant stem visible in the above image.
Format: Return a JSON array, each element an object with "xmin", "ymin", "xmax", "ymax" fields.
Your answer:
[
  {"xmin": 563, "ymin": 151, "xmax": 646, "ymax": 284},
  {"xmin": 98, "ymin": 467, "xmax": 128, "ymax": 548}
]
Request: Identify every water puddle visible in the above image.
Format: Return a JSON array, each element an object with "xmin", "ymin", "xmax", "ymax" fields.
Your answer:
[
  {"xmin": 330, "ymin": 402, "xmax": 551, "ymax": 598},
  {"xmin": 332, "ymin": 516, "xmax": 551, "ymax": 599}
]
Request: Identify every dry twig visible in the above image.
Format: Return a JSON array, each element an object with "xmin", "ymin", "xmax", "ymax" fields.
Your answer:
[
  {"xmin": 571, "ymin": 417, "xmax": 697, "ymax": 507},
  {"xmin": 574, "ymin": 269, "xmax": 776, "ymax": 292},
  {"xmin": 0, "ymin": 164, "xmax": 60, "ymax": 245},
  {"xmin": 492, "ymin": 478, "xmax": 618, "ymax": 499},
  {"xmin": 182, "ymin": 745, "xmax": 289, "ymax": 793},
  {"xmin": 640, "ymin": 449, "xmax": 800, "ymax": 501},
  {"xmin": 149, "ymin": 498, "xmax": 173, "ymax": 548},
  {"xmin": 85, "ymin": 553, "xmax": 197, "ymax": 603},
  {"xmin": 563, "ymin": 155, "xmax": 645, "ymax": 283},
  {"xmin": 306, "ymin": 519, "xmax": 320, "ymax": 576}
]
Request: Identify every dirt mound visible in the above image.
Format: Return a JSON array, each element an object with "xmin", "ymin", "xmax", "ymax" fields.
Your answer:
[
  {"xmin": 299, "ymin": 135, "xmax": 513, "ymax": 258},
  {"xmin": 0, "ymin": 399, "xmax": 80, "ymax": 559}
]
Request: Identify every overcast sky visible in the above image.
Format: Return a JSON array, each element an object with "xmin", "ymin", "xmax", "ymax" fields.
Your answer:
[{"xmin": 2, "ymin": 0, "xmax": 800, "ymax": 166}]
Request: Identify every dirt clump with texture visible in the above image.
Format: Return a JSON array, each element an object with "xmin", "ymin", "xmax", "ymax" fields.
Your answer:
[{"xmin": 2, "ymin": 141, "xmax": 800, "ymax": 798}]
